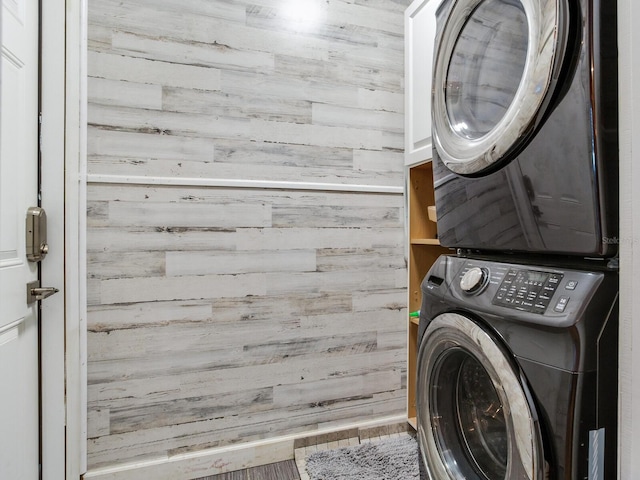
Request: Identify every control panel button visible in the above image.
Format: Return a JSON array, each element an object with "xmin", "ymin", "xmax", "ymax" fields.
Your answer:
[
  {"xmin": 554, "ymin": 296, "xmax": 570, "ymax": 313},
  {"xmin": 532, "ymin": 303, "xmax": 548, "ymax": 314},
  {"xmin": 565, "ymin": 280, "xmax": 578, "ymax": 290}
]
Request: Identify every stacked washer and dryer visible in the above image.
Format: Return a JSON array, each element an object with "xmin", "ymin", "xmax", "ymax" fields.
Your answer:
[{"xmin": 415, "ymin": 0, "xmax": 619, "ymax": 479}]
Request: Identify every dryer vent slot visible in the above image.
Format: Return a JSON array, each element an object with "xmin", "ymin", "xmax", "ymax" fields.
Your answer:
[{"xmin": 428, "ymin": 275, "xmax": 444, "ymax": 286}]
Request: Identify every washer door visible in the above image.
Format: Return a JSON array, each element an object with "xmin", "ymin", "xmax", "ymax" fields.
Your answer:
[
  {"xmin": 433, "ymin": 0, "xmax": 567, "ymax": 175},
  {"xmin": 416, "ymin": 313, "xmax": 544, "ymax": 480}
]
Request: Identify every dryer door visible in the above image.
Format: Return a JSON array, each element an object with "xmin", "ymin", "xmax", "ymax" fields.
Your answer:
[
  {"xmin": 416, "ymin": 312, "xmax": 545, "ymax": 480},
  {"xmin": 432, "ymin": 0, "xmax": 568, "ymax": 175}
]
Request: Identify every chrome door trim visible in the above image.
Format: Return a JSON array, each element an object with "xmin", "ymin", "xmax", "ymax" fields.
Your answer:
[
  {"xmin": 416, "ymin": 312, "xmax": 544, "ymax": 479},
  {"xmin": 432, "ymin": 0, "xmax": 561, "ymax": 175}
]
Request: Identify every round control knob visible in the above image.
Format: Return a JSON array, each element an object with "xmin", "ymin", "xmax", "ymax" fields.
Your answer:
[{"xmin": 460, "ymin": 267, "xmax": 488, "ymax": 294}]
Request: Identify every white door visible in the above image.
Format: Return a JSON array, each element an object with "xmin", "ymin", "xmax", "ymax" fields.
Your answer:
[{"xmin": 1, "ymin": 0, "xmax": 42, "ymax": 478}]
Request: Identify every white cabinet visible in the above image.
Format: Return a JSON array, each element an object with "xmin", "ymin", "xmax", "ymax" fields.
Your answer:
[{"xmin": 405, "ymin": 0, "xmax": 441, "ymax": 165}]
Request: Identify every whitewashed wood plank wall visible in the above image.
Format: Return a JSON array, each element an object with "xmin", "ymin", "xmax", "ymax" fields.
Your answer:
[{"xmin": 87, "ymin": 0, "xmax": 410, "ymax": 472}]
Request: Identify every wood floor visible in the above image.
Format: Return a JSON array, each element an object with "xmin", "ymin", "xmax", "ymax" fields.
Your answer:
[
  {"xmin": 193, "ymin": 422, "xmax": 414, "ymax": 480},
  {"xmin": 194, "ymin": 460, "xmax": 300, "ymax": 480}
]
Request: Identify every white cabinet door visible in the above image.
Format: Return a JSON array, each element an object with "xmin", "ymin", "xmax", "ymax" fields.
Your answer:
[{"xmin": 405, "ymin": 0, "xmax": 441, "ymax": 165}]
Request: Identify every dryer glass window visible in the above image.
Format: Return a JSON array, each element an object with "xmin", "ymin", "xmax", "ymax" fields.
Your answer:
[
  {"xmin": 432, "ymin": 349, "xmax": 508, "ymax": 479},
  {"xmin": 446, "ymin": 0, "xmax": 529, "ymax": 140}
]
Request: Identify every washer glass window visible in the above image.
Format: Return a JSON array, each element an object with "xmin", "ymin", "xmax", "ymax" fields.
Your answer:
[
  {"xmin": 432, "ymin": 349, "xmax": 508, "ymax": 478},
  {"xmin": 446, "ymin": 0, "xmax": 529, "ymax": 140}
]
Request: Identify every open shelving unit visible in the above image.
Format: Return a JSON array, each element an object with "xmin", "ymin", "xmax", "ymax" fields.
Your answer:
[{"xmin": 406, "ymin": 160, "xmax": 450, "ymax": 428}]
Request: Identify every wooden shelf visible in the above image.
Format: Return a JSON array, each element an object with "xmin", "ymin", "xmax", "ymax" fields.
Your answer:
[{"xmin": 410, "ymin": 238, "xmax": 441, "ymax": 246}]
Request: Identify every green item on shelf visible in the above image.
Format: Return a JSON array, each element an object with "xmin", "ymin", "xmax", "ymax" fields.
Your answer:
[{"xmin": 409, "ymin": 311, "xmax": 420, "ymax": 318}]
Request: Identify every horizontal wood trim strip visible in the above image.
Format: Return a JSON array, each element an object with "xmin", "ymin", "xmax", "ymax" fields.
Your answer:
[{"xmin": 87, "ymin": 174, "xmax": 404, "ymax": 194}]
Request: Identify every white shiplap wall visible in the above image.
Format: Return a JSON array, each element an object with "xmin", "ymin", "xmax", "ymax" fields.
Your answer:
[{"xmin": 86, "ymin": 0, "xmax": 411, "ymax": 474}]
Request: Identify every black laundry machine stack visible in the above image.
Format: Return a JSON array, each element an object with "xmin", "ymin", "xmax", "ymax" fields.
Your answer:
[{"xmin": 414, "ymin": 0, "xmax": 619, "ymax": 478}]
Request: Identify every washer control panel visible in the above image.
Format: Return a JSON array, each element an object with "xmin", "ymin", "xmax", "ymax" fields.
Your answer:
[
  {"xmin": 430, "ymin": 256, "xmax": 612, "ymax": 327},
  {"xmin": 492, "ymin": 269, "xmax": 563, "ymax": 314},
  {"xmin": 451, "ymin": 258, "xmax": 604, "ymax": 319}
]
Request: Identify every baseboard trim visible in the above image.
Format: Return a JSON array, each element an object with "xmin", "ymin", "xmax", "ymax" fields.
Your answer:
[{"xmin": 82, "ymin": 414, "xmax": 407, "ymax": 480}]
